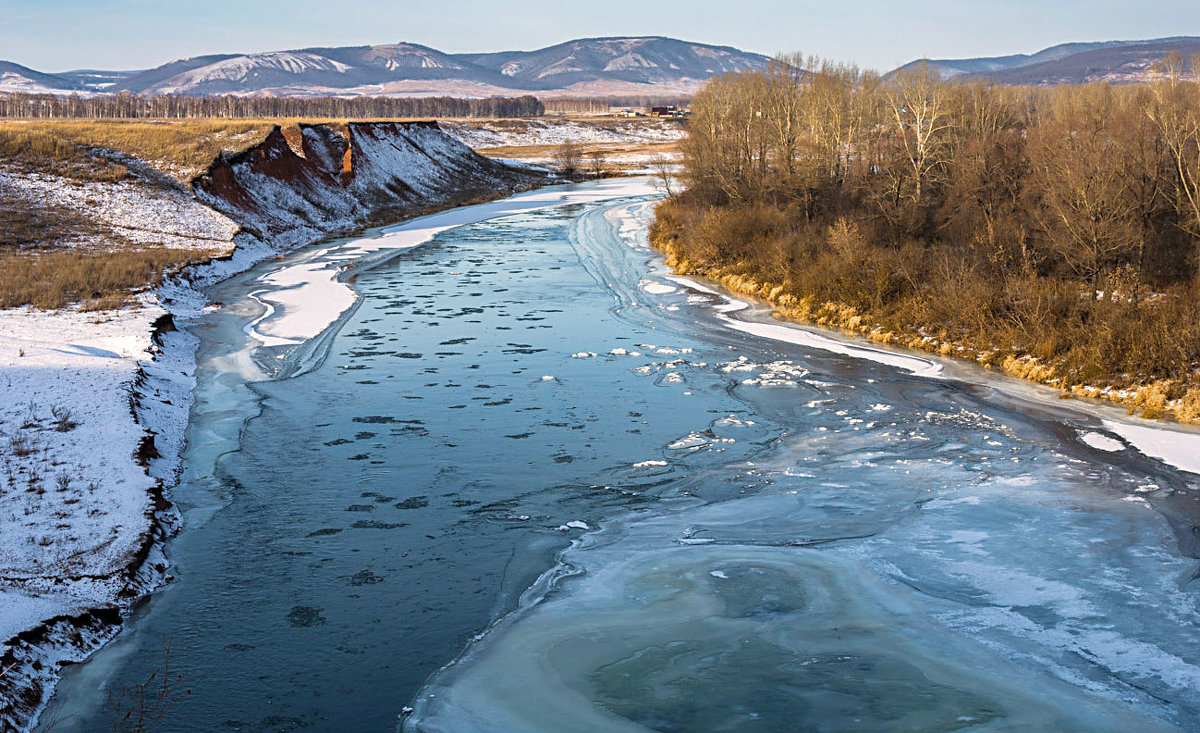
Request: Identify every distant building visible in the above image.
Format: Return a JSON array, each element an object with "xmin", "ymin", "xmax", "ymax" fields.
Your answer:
[{"xmin": 649, "ymin": 105, "xmax": 689, "ymax": 118}]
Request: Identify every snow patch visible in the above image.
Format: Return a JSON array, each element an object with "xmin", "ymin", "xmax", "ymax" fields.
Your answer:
[{"xmin": 1103, "ymin": 420, "xmax": 1200, "ymax": 475}]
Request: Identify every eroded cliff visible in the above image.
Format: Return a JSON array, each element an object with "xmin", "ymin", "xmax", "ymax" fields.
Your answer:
[{"xmin": 194, "ymin": 121, "xmax": 543, "ymax": 246}]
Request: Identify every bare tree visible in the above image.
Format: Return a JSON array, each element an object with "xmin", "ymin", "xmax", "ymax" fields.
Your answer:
[
  {"xmin": 1145, "ymin": 53, "xmax": 1200, "ymax": 242},
  {"xmin": 649, "ymin": 154, "xmax": 678, "ymax": 198},
  {"xmin": 552, "ymin": 143, "xmax": 584, "ymax": 179},
  {"xmin": 1029, "ymin": 85, "xmax": 1143, "ymax": 296},
  {"xmin": 883, "ymin": 63, "xmax": 955, "ymax": 206},
  {"xmin": 586, "ymin": 149, "xmax": 607, "ymax": 179}
]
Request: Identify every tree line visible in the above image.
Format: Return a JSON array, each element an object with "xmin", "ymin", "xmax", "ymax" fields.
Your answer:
[
  {"xmin": 653, "ymin": 54, "xmax": 1200, "ymax": 420},
  {"xmin": 0, "ymin": 92, "xmax": 545, "ymax": 119}
]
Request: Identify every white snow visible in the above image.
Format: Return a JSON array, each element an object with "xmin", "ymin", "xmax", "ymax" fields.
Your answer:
[
  {"xmin": 555, "ymin": 520, "xmax": 590, "ymax": 531},
  {"xmin": 1, "ymin": 172, "xmax": 240, "ymax": 250},
  {"xmin": 1103, "ymin": 420, "xmax": 1200, "ymax": 475},
  {"xmin": 669, "ymin": 276, "xmax": 945, "ymax": 378},
  {"xmin": 639, "ymin": 279, "xmax": 677, "ymax": 295},
  {"xmin": 0, "ymin": 306, "xmax": 178, "ymax": 645},
  {"xmin": 146, "ymin": 52, "xmax": 355, "ymax": 94},
  {"xmin": 1079, "ymin": 431, "xmax": 1126, "ymax": 453}
]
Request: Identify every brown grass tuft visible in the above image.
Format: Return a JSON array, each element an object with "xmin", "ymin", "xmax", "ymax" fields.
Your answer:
[{"xmin": 0, "ymin": 248, "xmax": 221, "ymax": 310}]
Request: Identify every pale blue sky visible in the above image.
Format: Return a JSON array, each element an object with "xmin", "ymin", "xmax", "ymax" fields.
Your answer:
[{"xmin": 2, "ymin": 0, "xmax": 1197, "ymax": 73}]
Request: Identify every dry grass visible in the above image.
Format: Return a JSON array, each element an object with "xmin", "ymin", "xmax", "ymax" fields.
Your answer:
[
  {"xmin": 0, "ymin": 194, "xmax": 94, "ymax": 248},
  {"xmin": 0, "ymin": 119, "xmax": 284, "ymax": 182},
  {"xmin": 477, "ymin": 141, "xmax": 678, "ymax": 176},
  {"xmin": 0, "ymin": 247, "xmax": 223, "ymax": 310}
]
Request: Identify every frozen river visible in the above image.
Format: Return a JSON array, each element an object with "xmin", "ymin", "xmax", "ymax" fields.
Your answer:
[{"xmin": 42, "ymin": 179, "xmax": 1200, "ymax": 731}]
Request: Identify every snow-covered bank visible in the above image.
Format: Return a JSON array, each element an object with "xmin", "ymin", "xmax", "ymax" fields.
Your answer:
[
  {"xmin": 0, "ymin": 120, "xmax": 544, "ymax": 731},
  {"xmin": 666, "ymin": 275, "xmax": 945, "ymax": 378},
  {"xmin": 0, "ymin": 304, "xmax": 195, "ymax": 730}
]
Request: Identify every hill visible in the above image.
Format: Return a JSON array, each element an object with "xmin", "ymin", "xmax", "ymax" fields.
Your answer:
[{"xmin": 894, "ymin": 36, "xmax": 1200, "ymax": 85}]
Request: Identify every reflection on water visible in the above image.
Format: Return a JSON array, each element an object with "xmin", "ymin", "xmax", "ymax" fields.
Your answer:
[{"xmin": 42, "ymin": 181, "xmax": 1200, "ymax": 732}]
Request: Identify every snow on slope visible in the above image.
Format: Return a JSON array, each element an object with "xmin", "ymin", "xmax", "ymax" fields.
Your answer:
[
  {"xmin": 145, "ymin": 52, "xmax": 355, "ymax": 95},
  {"xmin": 0, "ymin": 301, "xmax": 195, "ymax": 731},
  {"xmin": 1, "ymin": 172, "xmax": 239, "ymax": 251}
]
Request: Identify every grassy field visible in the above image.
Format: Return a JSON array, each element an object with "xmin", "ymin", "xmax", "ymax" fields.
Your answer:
[
  {"xmin": 0, "ymin": 247, "xmax": 226, "ymax": 310},
  {"xmin": 0, "ymin": 119, "xmax": 281, "ymax": 309},
  {"xmin": 0, "ymin": 119, "xmax": 283, "ymax": 182}
]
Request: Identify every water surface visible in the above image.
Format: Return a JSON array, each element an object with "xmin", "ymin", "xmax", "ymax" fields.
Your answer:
[{"xmin": 42, "ymin": 180, "xmax": 1200, "ymax": 732}]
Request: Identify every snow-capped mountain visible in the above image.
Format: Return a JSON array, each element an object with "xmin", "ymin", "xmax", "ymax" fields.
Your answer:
[
  {"xmin": 458, "ymin": 37, "xmax": 765, "ymax": 88},
  {"xmin": 114, "ymin": 43, "xmax": 480, "ymax": 96},
  {"xmin": 0, "ymin": 37, "xmax": 769, "ymax": 98}
]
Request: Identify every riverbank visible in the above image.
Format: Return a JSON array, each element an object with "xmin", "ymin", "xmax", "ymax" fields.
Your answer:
[
  {"xmin": 659, "ymin": 265, "xmax": 1200, "ymax": 480},
  {"xmin": 650, "ymin": 211, "xmax": 1200, "ymax": 428}
]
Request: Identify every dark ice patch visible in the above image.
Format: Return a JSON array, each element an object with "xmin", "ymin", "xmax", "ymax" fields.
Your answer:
[
  {"xmin": 348, "ymin": 570, "xmax": 385, "ymax": 586},
  {"xmin": 307, "ymin": 528, "xmax": 343, "ymax": 537},
  {"xmin": 288, "ymin": 606, "xmax": 326, "ymax": 627}
]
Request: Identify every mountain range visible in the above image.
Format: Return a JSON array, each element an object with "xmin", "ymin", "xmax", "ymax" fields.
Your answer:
[
  {"xmin": 894, "ymin": 36, "xmax": 1200, "ymax": 85},
  {"xmin": 0, "ymin": 37, "xmax": 769, "ymax": 99},
  {"xmin": 4, "ymin": 35, "xmax": 1199, "ymax": 100}
]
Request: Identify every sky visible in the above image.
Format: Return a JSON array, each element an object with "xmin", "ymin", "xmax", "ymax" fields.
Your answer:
[{"xmin": 2, "ymin": 0, "xmax": 1198, "ymax": 73}]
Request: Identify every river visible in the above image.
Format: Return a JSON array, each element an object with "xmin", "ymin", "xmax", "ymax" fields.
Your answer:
[{"xmin": 40, "ymin": 178, "xmax": 1200, "ymax": 732}]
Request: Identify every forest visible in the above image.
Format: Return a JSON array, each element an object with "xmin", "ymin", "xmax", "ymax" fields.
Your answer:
[
  {"xmin": 0, "ymin": 92, "xmax": 545, "ymax": 119},
  {"xmin": 651, "ymin": 54, "xmax": 1200, "ymax": 422}
]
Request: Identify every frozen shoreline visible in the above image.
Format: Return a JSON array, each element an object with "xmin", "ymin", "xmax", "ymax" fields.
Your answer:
[{"xmin": 667, "ymin": 271, "xmax": 1200, "ymax": 480}]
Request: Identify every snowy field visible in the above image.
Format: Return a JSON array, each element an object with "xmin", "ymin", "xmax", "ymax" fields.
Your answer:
[
  {"xmin": 0, "ymin": 306, "xmax": 177, "ymax": 640},
  {"xmin": 1, "ymin": 172, "xmax": 239, "ymax": 252},
  {"xmin": 443, "ymin": 119, "xmax": 685, "ymax": 149}
]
